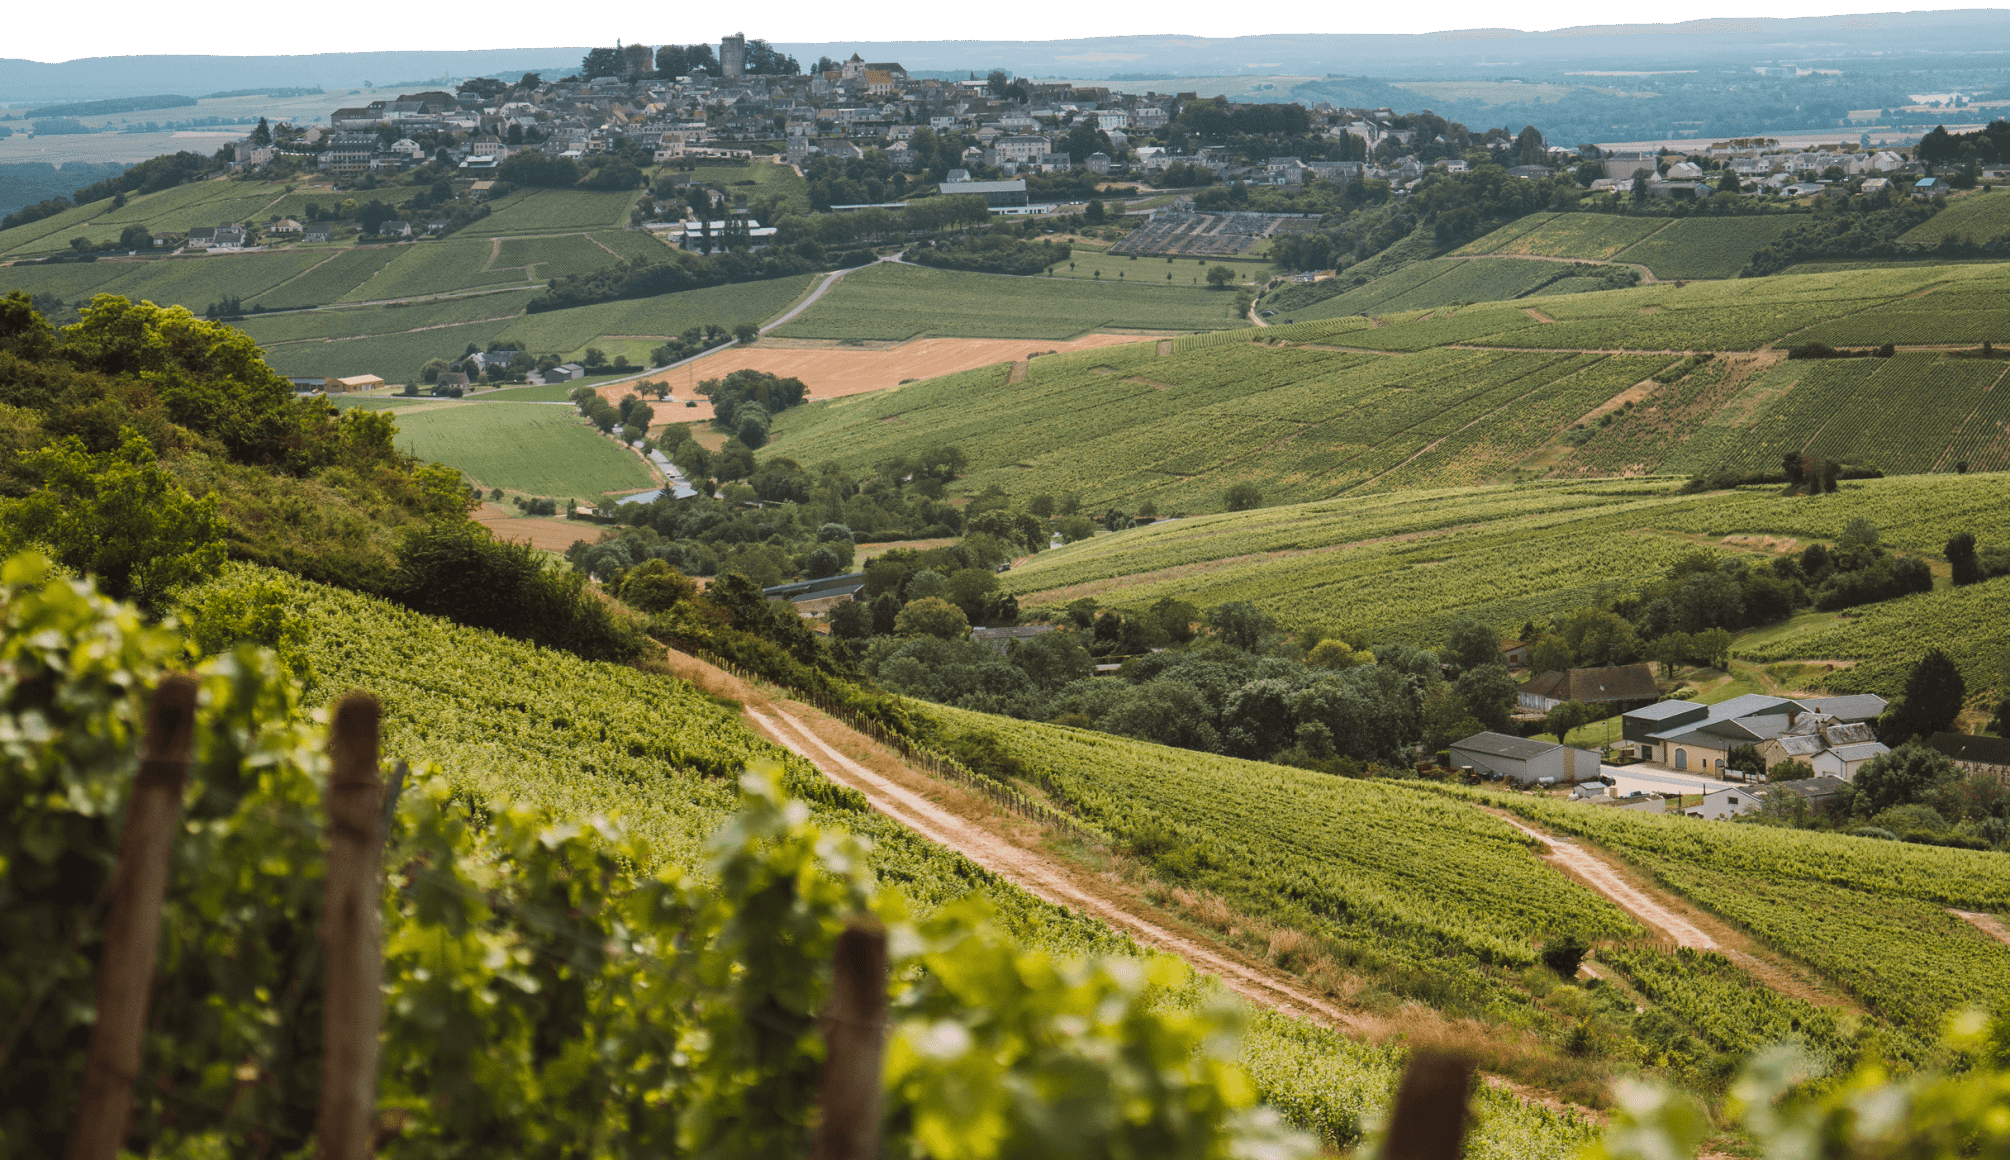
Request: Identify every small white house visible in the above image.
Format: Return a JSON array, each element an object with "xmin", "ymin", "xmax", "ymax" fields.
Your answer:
[
  {"xmin": 1687, "ymin": 785, "xmax": 1763, "ymax": 820},
  {"xmin": 1811, "ymin": 740, "xmax": 1888, "ymax": 781}
]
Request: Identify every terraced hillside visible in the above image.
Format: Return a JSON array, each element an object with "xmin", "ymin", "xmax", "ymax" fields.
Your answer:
[
  {"xmin": 764, "ymin": 260, "xmax": 2010, "ymax": 512},
  {"xmin": 994, "ymin": 473, "xmax": 2010, "ymax": 698}
]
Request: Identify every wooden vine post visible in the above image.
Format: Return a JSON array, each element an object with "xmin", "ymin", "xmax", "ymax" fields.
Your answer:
[
  {"xmin": 809, "ymin": 919, "xmax": 890, "ymax": 1160},
  {"xmin": 317, "ymin": 694, "xmax": 387, "ymax": 1160},
  {"xmin": 1382, "ymin": 1049, "xmax": 1476, "ymax": 1160},
  {"xmin": 67, "ymin": 676, "xmax": 200, "ymax": 1160}
]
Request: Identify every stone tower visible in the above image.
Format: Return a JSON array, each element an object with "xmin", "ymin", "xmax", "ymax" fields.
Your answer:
[{"xmin": 720, "ymin": 33, "xmax": 746, "ymax": 80}]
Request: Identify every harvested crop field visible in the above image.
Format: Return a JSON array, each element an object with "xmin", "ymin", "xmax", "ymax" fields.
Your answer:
[
  {"xmin": 472, "ymin": 505, "xmax": 599, "ymax": 551},
  {"xmin": 597, "ymin": 333, "xmax": 1151, "ymax": 420}
]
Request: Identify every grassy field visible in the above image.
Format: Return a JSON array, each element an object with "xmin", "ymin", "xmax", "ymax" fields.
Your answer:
[
  {"xmin": 0, "ymin": 178, "xmax": 308, "ymax": 258},
  {"xmin": 1278, "ymin": 258, "xmax": 1585, "ymax": 319},
  {"xmin": 456, "ymin": 188, "xmax": 642, "ymax": 236},
  {"xmin": 0, "ymin": 250, "xmax": 324, "ymax": 309},
  {"xmin": 338, "ymin": 237, "xmax": 537, "ymax": 301},
  {"xmin": 491, "ymin": 230, "xmax": 669, "ymax": 281},
  {"xmin": 1463, "ymin": 214, "xmax": 1670, "ymax": 261},
  {"xmin": 992, "ymin": 471, "xmax": 2010, "ymax": 696},
  {"xmin": 764, "ymin": 262, "xmax": 2010, "ymax": 515},
  {"xmin": 244, "ymin": 276, "xmax": 815, "ymax": 383},
  {"xmin": 1610, "ymin": 216, "xmax": 1804, "ymax": 280},
  {"xmin": 248, "ymin": 247, "xmax": 403, "ymax": 309},
  {"xmin": 237, "ymin": 290, "xmax": 540, "ymax": 343},
  {"xmin": 1452, "ymin": 213, "xmax": 1808, "ymax": 280},
  {"xmin": 391, "ymin": 401, "xmax": 657, "ymax": 498},
  {"xmin": 1045, "ymin": 249, "xmax": 1278, "ymax": 284},
  {"xmin": 681, "ymin": 160, "xmax": 812, "ymax": 216},
  {"xmin": 768, "ymin": 261, "xmax": 1245, "ymax": 340},
  {"xmin": 1462, "ymin": 784, "xmax": 2010, "ymax": 1039},
  {"xmin": 1900, "ymin": 189, "xmax": 2010, "ymax": 245},
  {"xmin": 491, "ymin": 274, "xmax": 818, "ymax": 356},
  {"xmin": 259, "ymin": 320, "xmax": 519, "ymax": 386}
]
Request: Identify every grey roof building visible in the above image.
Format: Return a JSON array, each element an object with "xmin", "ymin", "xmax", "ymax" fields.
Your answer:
[
  {"xmin": 970, "ymin": 625, "xmax": 1054, "ymax": 654},
  {"xmin": 1449, "ymin": 732, "xmax": 1602, "ymax": 785}
]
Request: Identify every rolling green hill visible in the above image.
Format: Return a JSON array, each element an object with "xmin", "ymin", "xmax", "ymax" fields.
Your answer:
[
  {"xmin": 767, "ymin": 260, "xmax": 1246, "ymax": 340},
  {"xmin": 1899, "ymin": 189, "xmax": 2010, "ymax": 245},
  {"xmin": 763, "ymin": 260, "xmax": 2010, "ymax": 514},
  {"xmin": 1452, "ymin": 211, "xmax": 1806, "ymax": 279},
  {"xmin": 992, "ymin": 472, "xmax": 2010, "ymax": 699},
  {"xmin": 923, "ymin": 698, "xmax": 1990, "ymax": 1061},
  {"xmin": 237, "ymin": 563, "xmax": 1594, "ymax": 1157}
]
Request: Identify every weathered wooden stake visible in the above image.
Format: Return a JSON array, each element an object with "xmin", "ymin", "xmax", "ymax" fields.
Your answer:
[
  {"xmin": 1383, "ymin": 1049, "xmax": 1476, "ymax": 1160},
  {"xmin": 317, "ymin": 694, "xmax": 386, "ymax": 1160},
  {"xmin": 67, "ymin": 675, "xmax": 200, "ymax": 1160},
  {"xmin": 809, "ymin": 919, "xmax": 889, "ymax": 1160}
]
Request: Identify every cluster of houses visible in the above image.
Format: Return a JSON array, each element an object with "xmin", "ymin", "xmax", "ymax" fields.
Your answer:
[
  {"xmin": 1455, "ymin": 653, "xmax": 1953, "ymax": 821},
  {"xmin": 186, "ymin": 32, "xmax": 1960, "ymax": 259},
  {"xmin": 1582, "ymin": 142, "xmax": 1933, "ymax": 200}
]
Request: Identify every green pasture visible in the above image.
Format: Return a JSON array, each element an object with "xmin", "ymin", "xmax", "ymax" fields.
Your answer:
[
  {"xmin": 392, "ymin": 401, "xmax": 656, "ymax": 498},
  {"xmin": 767, "ymin": 261, "xmax": 1243, "ymax": 340},
  {"xmin": 1900, "ymin": 189, "xmax": 2010, "ymax": 245},
  {"xmin": 457, "ymin": 189, "xmax": 642, "ymax": 236},
  {"xmin": 679, "ymin": 161, "xmax": 812, "ymax": 217}
]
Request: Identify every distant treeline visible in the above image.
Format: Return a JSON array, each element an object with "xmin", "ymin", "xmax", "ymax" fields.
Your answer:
[
  {"xmin": 27, "ymin": 93, "xmax": 195, "ymax": 118},
  {"xmin": 526, "ymin": 250, "xmax": 824, "ymax": 313},
  {"xmin": 0, "ymin": 151, "xmax": 221, "ymax": 231},
  {"xmin": 202, "ymin": 86, "xmax": 324, "ymax": 99},
  {"xmin": 0, "ymin": 161, "xmax": 124, "ymax": 219}
]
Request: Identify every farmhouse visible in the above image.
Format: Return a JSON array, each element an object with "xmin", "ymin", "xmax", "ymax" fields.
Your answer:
[
  {"xmin": 1622, "ymin": 694, "xmax": 1804, "ymax": 775},
  {"xmin": 1448, "ymin": 732, "xmax": 1602, "ymax": 785},
  {"xmin": 1516, "ymin": 663, "xmax": 1659, "ymax": 713},
  {"xmin": 1686, "ymin": 785, "xmax": 1763, "ymax": 820},
  {"xmin": 324, "ymin": 375, "xmax": 386, "ymax": 392}
]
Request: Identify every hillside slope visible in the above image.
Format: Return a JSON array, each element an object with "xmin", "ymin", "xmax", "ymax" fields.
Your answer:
[
  {"xmin": 996, "ymin": 473, "xmax": 2010, "ymax": 697},
  {"xmin": 217, "ymin": 563, "xmax": 1599, "ymax": 1154},
  {"xmin": 764, "ymin": 260, "xmax": 2010, "ymax": 511}
]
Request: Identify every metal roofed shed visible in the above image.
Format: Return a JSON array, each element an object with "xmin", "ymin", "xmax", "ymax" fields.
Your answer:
[
  {"xmin": 1448, "ymin": 732, "xmax": 1602, "ymax": 786},
  {"xmin": 939, "ymin": 178, "xmax": 1029, "ymax": 208},
  {"xmin": 763, "ymin": 573, "xmax": 866, "ymax": 604},
  {"xmin": 970, "ymin": 625, "xmax": 1054, "ymax": 654}
]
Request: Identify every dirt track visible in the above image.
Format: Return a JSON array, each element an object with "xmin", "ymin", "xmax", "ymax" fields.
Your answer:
[
  {"xmin": 1488, "ymin": 811, "xmax": 1720, "ymax": 949},
  {"xmin": 1954, "ymin": 909, "xmax": 2010, "ymax": 948},
  {"xmin": 658, "ymin": 647, "xmax": 1367, "ymax": 1031}
]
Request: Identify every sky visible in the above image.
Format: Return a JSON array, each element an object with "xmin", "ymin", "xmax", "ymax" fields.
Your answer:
[{"xmin": 3, "ymin": 12, "xmax": 2010, "ymax": 105}]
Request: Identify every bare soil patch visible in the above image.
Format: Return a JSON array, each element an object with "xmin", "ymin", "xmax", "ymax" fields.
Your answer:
[
  {"xmin": 473, "ymin": 503, "xmax": 597, "ymax": 551},
  {"xmin": 1952, "ymin": 910, "xmax": 2010, "ymax": 948},
  {"xmin": 599, "ymin": 334, "xmax": 1147, "ymax": 421}
]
